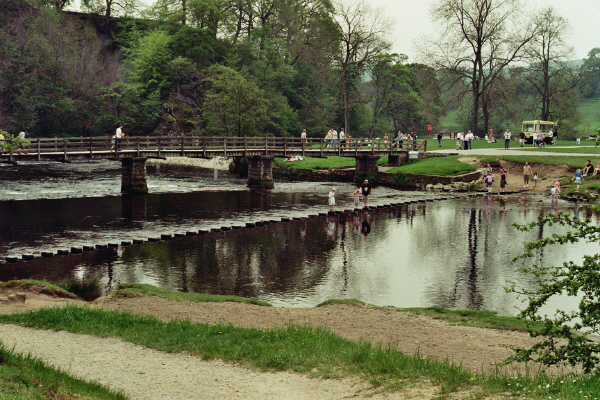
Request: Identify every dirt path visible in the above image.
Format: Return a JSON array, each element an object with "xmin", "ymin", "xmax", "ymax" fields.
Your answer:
[
  {"xmin": 0, "ymin": 291, "xmax": 570, "ymax": 400},
  {"xmin": 458, "ymin": 156, "xmax": 573, "ymax": 195}
]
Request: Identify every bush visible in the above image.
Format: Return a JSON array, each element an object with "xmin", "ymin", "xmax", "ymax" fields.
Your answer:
[{"xmin": 59, "ymin": 279, "xmax": 102, "ymax": 301}]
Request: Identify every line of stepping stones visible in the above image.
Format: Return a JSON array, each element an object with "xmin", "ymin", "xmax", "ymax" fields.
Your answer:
[{"xmin": 2, "ymin": 193, "xmax": 483, "ymax": 264}]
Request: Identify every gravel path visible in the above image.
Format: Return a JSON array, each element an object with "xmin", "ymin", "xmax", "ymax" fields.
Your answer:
[
  {"xmin": 0, "ymin": 323, "xmax": 419, "ymax": 400},
  {"xmin": 0, "ymin": 324, "xmax": 437, "ymax": 400}
]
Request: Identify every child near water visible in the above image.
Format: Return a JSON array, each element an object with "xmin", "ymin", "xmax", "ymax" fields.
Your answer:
[
  {"xmin": 485, "ymin": 172, "xmax": 494, "ymax": 193},
  {"xmin": 533, "ymin": 172, "xmax": 538, "ymax": 188},
  {"xmin": 353, "ymin": 188, "xmax": 361, "ymax": 209},
  {"xmin": 572, "ymin": 169, "xmax": 583, "ymax": 192},
  {"xmin": 328, "ymin": 188, "xmax": 336, "ymax": 211}
]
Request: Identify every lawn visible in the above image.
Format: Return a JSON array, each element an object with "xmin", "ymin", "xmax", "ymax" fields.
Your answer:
[{"xmin": 388, "ymin": 155, "xmax": 477, "ymax": 176}]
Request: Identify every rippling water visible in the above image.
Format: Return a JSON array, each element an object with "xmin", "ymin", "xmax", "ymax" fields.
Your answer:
[{"xmin": 0, "ymin": 160, "xmax": 589, "ymax": 315}]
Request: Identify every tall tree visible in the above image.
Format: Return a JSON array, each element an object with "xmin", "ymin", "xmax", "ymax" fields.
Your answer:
[
  {"xmin": 524, "ymin": 7, "xmax": 575, "ymax": 121},
  {"xmin": 202, "ymin": 64, "xmax": 272, "ymax": 136},
  {"xmin": 580, "ymin": 48, "xmax": 600, "ymax": 99},
  {"xmin": 422, "ymin": 0, "xmax": 537, "ymax": 136},
  {"xmin": 331, "ymin": 0, "xmax": 391, "ymax": 136}
]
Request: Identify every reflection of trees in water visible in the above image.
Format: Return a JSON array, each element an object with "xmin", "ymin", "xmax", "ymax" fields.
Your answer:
[{"xmin": 150, "ymin": 218, "xmax": 341, "ymax": 298}]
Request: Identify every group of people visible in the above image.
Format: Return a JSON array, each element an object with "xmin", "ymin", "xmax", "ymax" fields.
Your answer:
[
  {"xmin": 483, "ymin": 164, "xmax": 510, "ymax": 193},
  {"xmin": 328, "ymin": 179, "xmax": 372, "ymax": 211},
  {"xmin": 517, "ymin": 129, "xmax": 555, "ymax": 147},
  {"xmin": 455, "ymin": 131, "xmax": 475, "ymax": 150},
  {"xmin": 325, "ymin": 128, "xmax": 346, "ymax": 149}
]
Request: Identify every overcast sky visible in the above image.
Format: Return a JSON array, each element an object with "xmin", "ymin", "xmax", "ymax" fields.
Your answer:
[{"xmin": 372, "ymin": 0, "xmax": 600, "ymax": 62}]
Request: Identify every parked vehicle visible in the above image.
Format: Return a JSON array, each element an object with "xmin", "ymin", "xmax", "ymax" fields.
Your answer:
[{"xmin": 521, "ymin": 120, "xmax": 558, "ymax": 144}]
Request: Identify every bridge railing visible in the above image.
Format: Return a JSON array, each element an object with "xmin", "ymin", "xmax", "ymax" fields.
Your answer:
[{"xmin": 13, "ymin": 136, "xmax": 427, "ymax": 157}]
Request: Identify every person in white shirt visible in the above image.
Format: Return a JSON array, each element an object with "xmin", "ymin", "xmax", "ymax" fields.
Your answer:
[
  {"xmin": 339, "ymin": 128, "xmax": 346, "ymax": 149},
  {"xmin": 115, "ymin": 124, "xmax": 124, "ymax": 150},
  {"xmin": 504, "ymin": 129, "xmax": 511, "ymax": 149},
  {"xmin": 465, "ymin": 130, "xmax": 474, "ymax": 150},
  {"xmin": 331, "ymin": 129, "xmax": 338, "ymax": 149},
  {"xmin": 300, "ymin": 129, "xmax": 307, "ymax": 145}
]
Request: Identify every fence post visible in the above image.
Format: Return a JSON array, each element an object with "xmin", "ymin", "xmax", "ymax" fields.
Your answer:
[
  {"xmin": 37, "ymin": 139, "xmax": 41, "ymax": 161},
  {"xmin": 64, "ymin": 138, "xmax": 68, "ymax": 161}
]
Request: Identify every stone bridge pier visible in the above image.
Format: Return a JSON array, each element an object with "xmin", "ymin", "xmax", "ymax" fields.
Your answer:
[
  {"xmin": 247, "ymin": 155, "xmax": 274, "ymax": 188},
  {"xmin": 121, "ymin": 157, "xmax": 148, "ymax": 194},
  {"xmin": 354, "ymin": 155, "xmax": 380, "ymax": 181}
]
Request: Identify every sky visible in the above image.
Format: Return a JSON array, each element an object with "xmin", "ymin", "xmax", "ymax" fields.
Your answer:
[{"xmin": 372, "ymin": 0, "xmax": 600, "ymax": 62}]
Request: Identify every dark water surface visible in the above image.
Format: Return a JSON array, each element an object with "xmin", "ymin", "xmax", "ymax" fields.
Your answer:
[{"xmin": 0, "ymin": 160, "xmax": 589, "ymax": 315}]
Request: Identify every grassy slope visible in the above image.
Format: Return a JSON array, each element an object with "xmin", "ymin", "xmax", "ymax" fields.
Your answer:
[
  {"xmin": 2, "ymin": 282, "xmax": 600, "ymax": 398},
  {"xmin": 2, "ymin": 305, "xmax": 600, "ymax": 399}
]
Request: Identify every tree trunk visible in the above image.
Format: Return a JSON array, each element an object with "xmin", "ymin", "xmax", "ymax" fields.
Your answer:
[{"xmin": 343, "ymin": 70, "xmax": 351, "ymax": 136}]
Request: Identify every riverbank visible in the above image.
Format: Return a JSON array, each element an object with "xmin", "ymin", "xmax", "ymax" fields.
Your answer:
[{"xmin": 0, "ymin": 282, "xmax": 592, "ymax": 399}]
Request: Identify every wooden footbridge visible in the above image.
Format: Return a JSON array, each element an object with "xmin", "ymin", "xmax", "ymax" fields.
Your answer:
[{"xmin": 0, "ymin": 136, "xmax": 427, "ymax": 192}]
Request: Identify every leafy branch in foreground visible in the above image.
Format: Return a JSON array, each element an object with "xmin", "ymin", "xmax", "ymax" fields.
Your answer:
[
  {"xmin": 0, "ymin": 130, "xmax": 29, "ymax": 154},
  {"xmin": 507, "ymin": 212, "xmax": 600, "ymax": 373}
]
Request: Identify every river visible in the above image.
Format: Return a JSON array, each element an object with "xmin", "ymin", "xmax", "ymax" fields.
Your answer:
[{"xmin": 0, "ymin": 159, "xmax": 589, "ymax": 316}]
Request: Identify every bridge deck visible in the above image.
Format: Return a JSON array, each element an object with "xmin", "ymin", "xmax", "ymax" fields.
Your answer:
[{"xmin": 0, "ymin": 136, "xmax": 426, "ymax": 162}]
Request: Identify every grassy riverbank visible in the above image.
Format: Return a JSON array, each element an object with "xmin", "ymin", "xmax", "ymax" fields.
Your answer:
[
  {"xmin": 2, "ymin": 305, "xmax": 600, "ymax": 399},
  {"xmin": 1, "ymin": 282, "xmax": 600, "ymax": 399}
]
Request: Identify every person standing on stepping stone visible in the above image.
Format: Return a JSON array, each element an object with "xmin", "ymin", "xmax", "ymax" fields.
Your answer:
[{"xmin": 360, "ymin": 179, "xmax": 372, "ymax": 208}]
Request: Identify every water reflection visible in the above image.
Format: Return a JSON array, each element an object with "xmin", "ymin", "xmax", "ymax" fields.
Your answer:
[{"xmin": 1, "ymin": 195, "xmax": 589, "ymax": 316}]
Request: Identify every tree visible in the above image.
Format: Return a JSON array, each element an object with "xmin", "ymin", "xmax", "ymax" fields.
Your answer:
[
  {"xmin": 331, "ymin": 0, "xmax": 391, "ymax": 136},
  {"xmin": 508, "ymin": 213, "xmax": 600, "ymax": 373},
  {"xmin": 0, "ymin": 7, "xmax": 121, "ymax": 136},
  {"xmin": 202, "ymin": 64, "xmax": 272, "ymax": 136},
  {"xmin": 124, "ymin": 30, "xmax": 173, "ymax": 96},
  {"xmin": 81, "ymin": 0, "xmax": 139, "ymax": 20},
  {"xmin": 523, "ymin": 7, "xmax": 576, "ymax": 121},
  {"xmin": 580, "ymin": 48, "xmax": 600, "ymax": 99},
  {"xmin": 422, "ymin": 0, "xmax": 537, "ymax": 136}
]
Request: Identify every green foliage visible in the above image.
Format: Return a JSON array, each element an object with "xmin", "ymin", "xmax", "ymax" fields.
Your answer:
[
  {"xmin": 125, "ymin": 30, "xmax": 173, "ymax": 95},
  {"xmin": 0, "ymin": 7, "xmax": 121, "ymax": 136},
  {"xmin": 508, "ymin": 213, "xmax": 600, "ymax": 373},
  {"xmin": 580, "ymin": 48, "xmax": 600, "ymax": 99},
  {"xmin": 202, "ymin": 64, "xmax": 272, "ymax": 136},
  {"xmin": 0, "ymin": 131, "xmax": 29, "ymax": 154},
  {"xmin": 59, "ymin": 278, "xmax": 103, "ymax": 301}
]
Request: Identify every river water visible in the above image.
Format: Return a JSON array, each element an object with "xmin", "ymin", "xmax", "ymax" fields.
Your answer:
[{"xmin": 0, "ymin": 160, "xmax": 590, "ymax": 316}]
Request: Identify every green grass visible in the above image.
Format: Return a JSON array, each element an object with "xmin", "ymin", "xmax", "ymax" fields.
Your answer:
[
  {"xmin": 397, "ymin": 307, "xmax": 533, "ymax": 332},
  {"xmin": 2, "ymin": 306, "xmax": 600, "ymax": 398},
  {"xmin": 275, "ymin": 156, "xmax": 355, "ymax": 170},
  {"xmin": 575, "ymin": 97, "xmax": 600, "ymax": 135},
  {"xmin": 0, "ymin": 344, "xmax": 126, "ymax": 399},
  {"xmin": 115, "ymin": 283, "xmax": 272, "ymax": 306},
  {"xmin": 387, "ymin": 155, "xmax": 477, "ymax": 176}
]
